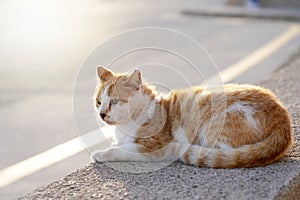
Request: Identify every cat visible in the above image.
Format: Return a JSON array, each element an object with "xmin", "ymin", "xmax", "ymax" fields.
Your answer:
[{"xmin": 91, "ymin": 66, "xmax": 292, "ymax": 168}]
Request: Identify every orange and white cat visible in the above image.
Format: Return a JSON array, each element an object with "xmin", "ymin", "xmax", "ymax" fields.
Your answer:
[{"xmin": 91, "ymin": 67, "xmax": 292, "ymax": 168}]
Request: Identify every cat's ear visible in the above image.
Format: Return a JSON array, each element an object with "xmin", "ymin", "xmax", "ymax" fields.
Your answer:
[
  {"xmin": 124, "ymin": 70, "xmax": 142, "ymax": 89},
  {"xmin": 97, "ymin": 66, "xmax": 113, "ymax": 82}
]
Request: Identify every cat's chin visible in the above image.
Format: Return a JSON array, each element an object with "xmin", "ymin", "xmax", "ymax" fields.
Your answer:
[{"xmin": 104, "ymin": 121, "xmax": 116, "ymax": 125}]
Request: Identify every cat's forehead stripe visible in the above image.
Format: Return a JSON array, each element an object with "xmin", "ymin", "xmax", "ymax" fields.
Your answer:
[
  {"xmin": 107, "ymin": 83, "xmax": 115, "ymax": 96},
  {"xmin": 101, "ymin": 84, "xmax": 110, "ymax": 99},
  {"xmin": 107, "ymin": 76, "xmax": 124, "ymax": 96},
  {"xmin": 98, "ymin": 81, "xmax": 114, "ymax": 100}
]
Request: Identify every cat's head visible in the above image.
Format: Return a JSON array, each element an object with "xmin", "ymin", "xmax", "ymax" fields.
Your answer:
[{"xmin": 95, "ymin": 67, "xmax": 154, "ymax": 125}]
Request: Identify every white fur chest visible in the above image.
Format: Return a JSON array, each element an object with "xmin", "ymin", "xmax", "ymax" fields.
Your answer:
[{"xmin": 112, "ymin": 122, "xmax": 139, "ymax": 145}]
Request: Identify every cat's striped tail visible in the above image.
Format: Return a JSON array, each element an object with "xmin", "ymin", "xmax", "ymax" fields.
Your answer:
[{"xmin": 171, "ymin": 128, "xmax": 292, "ymax": 168}]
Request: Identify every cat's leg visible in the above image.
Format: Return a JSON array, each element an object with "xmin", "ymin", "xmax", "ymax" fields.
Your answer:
[
  {"xmin": 91, "ymin": 143, "xmax": 156, "ymax": 162},
  {"xmin": 91, "ymin": 142, "xmax": 193, "ymax": 163}
]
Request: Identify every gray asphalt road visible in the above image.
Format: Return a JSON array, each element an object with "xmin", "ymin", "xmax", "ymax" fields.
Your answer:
[{"xmin": 0, "ymin": 0, "xmax": 300, "ymax": 199}]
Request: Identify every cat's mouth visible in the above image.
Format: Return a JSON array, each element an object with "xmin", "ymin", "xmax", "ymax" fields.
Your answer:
[
  {"xmin": 102, "ymin": 117, "xmax": 116, "ymax": 125},
  {"xmin": 105, "ymin": 120, "xmax": 116, "ymax": 125}
]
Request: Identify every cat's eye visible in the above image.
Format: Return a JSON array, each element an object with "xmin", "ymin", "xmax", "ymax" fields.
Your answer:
[
  {"xmin": 110, "ymin": 99, "xmax": 119, "ymax": 104},
  {"xmin": 96, "ymin": 100, "xmax": 101, "ymax": 105}
]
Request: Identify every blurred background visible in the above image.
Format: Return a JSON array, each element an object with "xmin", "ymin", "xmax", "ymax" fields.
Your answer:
[{"xmin": 1, "ymin": 0, "xmax": 300, "ymax": 199}]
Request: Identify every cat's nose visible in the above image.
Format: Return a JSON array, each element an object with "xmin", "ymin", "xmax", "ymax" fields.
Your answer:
[{"xmin": 100, "ymin": 113, "xmax": 106, "ymax": 119}]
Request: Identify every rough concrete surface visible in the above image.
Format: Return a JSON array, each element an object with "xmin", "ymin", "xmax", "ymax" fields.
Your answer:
[{"xmin": 21, "ymin": 52, "xmax": 300, "ymax": 199}]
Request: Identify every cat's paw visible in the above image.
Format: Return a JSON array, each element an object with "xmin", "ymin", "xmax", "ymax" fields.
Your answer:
[{"xmin": 91, "ymin": 148, "xmax": 115, "ymax": 163}]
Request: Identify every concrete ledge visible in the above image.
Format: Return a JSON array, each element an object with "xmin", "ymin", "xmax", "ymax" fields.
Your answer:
[
  {"xmin": 182, "ymin": 7, "xmax": 300, "ymax": 22},
  {"xmin": 21, "ymin": 51, "xmax": 300, "ymax": 199}
]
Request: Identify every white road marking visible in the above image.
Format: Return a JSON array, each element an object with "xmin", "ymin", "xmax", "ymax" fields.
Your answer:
[
  {"xmin": 205, "ymin": 24, "xmax": 300, "ymax": 84},
  {"xmin": 0, "ymin": 126, "xmax": 114, "ymax": 188},
  {"xmin": 1, "ymin": 24, "xmax": 300, "ymax": 188}
]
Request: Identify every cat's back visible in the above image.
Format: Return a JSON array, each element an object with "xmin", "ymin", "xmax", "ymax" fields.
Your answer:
[
  {"xmin": 171, "ymin": 84, "xmax": 285, "ymax": 109},
  {"xmin": 168, "ymin": 83, "xmax": 291, "ymax": 143}
]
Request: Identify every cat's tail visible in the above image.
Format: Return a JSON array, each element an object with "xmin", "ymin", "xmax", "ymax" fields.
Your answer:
[{"xmin": 172, "ymin": 128, "xmax": 292, "ymax": 168}]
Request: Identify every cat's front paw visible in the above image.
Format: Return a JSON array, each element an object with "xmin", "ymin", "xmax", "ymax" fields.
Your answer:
[{"xmin": 91, "ymin": 148, "xmax": 115, "ymax": 163}]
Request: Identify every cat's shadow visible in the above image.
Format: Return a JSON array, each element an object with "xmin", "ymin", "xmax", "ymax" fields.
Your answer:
[{"xmin": 90, "ymin": 157, "xmax": 297, "ymax": 198}]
